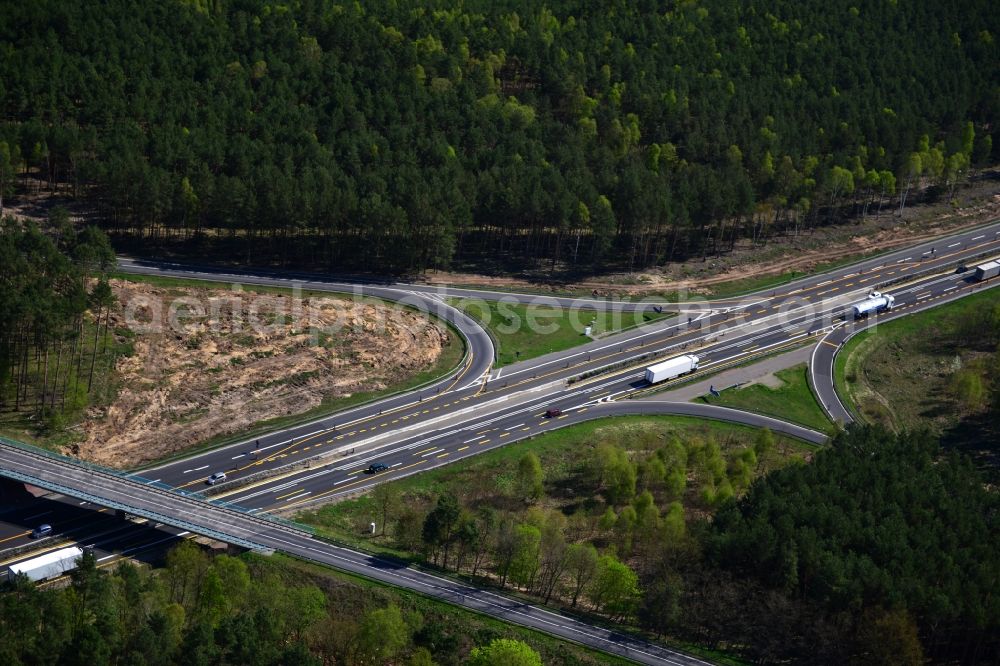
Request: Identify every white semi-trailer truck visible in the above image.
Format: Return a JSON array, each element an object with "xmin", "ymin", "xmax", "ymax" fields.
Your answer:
[
  {"xmin": 8, "ymin": 546, "xmax": 84, "ymax": 582},
  {"xmin": 973, "ymin": 260, "xmax": 1000, "ymax": 282},
  {"xmin": 644, "ymin": 354, "xmax": 699, "ymax": 384},
  {"xmin": 850, "ymin": 291, "xmax": 895, "ymax": 319}
]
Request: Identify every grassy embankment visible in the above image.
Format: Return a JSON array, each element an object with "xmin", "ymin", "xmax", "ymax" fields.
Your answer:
[
  {"xmin": 697, "ymin": 363, "xmax": 837, "ymax": 435},
  {"xmin": 447, "ymin": 298, "xmax": 668, "ymax": 366},
  {"xmin": 0, "ymin": 273, "xmax": 465, "ymax": 461},
  {"xmin": 834, "ymin": 285, "xmax": 1000, "ymax": 433}
]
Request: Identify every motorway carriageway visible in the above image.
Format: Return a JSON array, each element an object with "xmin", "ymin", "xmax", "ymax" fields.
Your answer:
[
  {"xmin": 148, "ymin": 240, "xmax": 1000, "ymax": 514},
  {"xmin": 126, "ymin": 222, "xmax": 1000, "ymax": 496}
]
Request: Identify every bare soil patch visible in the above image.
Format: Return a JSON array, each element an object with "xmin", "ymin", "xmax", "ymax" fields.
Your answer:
[
  {"xmin": 72, "ymin": 280, "xmax": 451, "ymax": 468},
  {"xmin": 421, "ymin": 172, "xmax": 1000, "ymax": 297}
]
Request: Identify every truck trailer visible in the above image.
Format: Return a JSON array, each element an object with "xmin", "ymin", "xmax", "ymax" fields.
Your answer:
[
  {"xmin": 8, "ymin": 546, "xmax": 84, "ymax": 582},
  {"xmin": 850, "ymin": 291, "xmax": 895, "ymax": 319},
  {"xmin": 644, "ymin": 354, "xmax": 699, "ymax": 384},
  {"xmin": 973, "ymin": 260, "xmax": 1000, "ymax": 282}
]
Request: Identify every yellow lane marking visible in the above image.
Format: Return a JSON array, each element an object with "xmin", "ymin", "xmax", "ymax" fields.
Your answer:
[
  {"xmin": 274, "ymin": 488, "xmax": 304, "ymax": 500},
  {"xmin": 436, "ymin": 452, "xmax": 450, "ymax": 459},
  {"xmin": 457, "ymin": 446, "xmax": 469, "ymax": 452},
  {"xmin": 278, "ymin": 460, "xmax": 430, "ymax": 511},
  {"xmin": 414, "ymin": 447, "xmax": 437, "ymax": 456}
]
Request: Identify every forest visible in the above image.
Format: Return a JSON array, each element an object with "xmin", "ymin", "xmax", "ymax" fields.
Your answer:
[
  {"xmin": 0, "ymin": 215, "xmax": 117, "ymax": 431},
  {"xmin": 1, "ymin": 0, "xmax": 998, "ymax": 272},
  {"xmin": 0, "ymin": 542, "xmax": 555, "ymax": 666},
  {"xmin": 303, "ymin": 421, "xmax": 1000, "ymax": 665}
]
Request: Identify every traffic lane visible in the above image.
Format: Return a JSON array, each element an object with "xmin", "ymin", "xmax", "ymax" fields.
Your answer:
[
  {"xmin": 215, "ymin": 281, "xmax": 905, "ymax": 508},
  {"xmin": 699, "ymin": 220, "xmax": 1000, "ymax": 307},
  {"xmin": 139, "ymin": 243, "xmax": 995, "ymax": 491},
  {"xmin": 811, "ymin": 271, "xmax": 1000, "ymax": 425},
  {"xmin": 232, "ymin": 376, "xmax": 827, "ymax": 514},
  {"xmin": 201, "ymin": 265, "xmax": 970, "ymax": 507},
  {"xmin": 135, "ymin": 231, "xmax": 997, "ymax": 486},
  {"xmin": 0, "ymin": 490, "xmax": 125, "ymax": 549}
]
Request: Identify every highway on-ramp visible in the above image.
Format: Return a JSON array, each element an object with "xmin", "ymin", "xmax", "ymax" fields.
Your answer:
[{"xmin": 810, "ymin": 269, "xmax": 1000, "ymax": 424}]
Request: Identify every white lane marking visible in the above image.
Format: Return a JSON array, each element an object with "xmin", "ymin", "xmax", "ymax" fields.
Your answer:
[
  {"xmin": 943, "ymin": 286, "xmax": 956, "ymax": 292},
  {"xmin": 24, "ymin": 511, "xmax": 52, "ymax": 521},
  {"xmin": 284, "ymin": 492, "xmax": 310, "ymax": 502},
  {"xmin": 494, "ymin": 368, "xmax": 503, "ymax": 380},
  {"xmin": 948, "ymin": 243, "xmax": 960, "ymax": 248},
  {"xmin": 420, "ymin": 448, "xmax": 442, "ymax": 457},
  {"xmin": 973, "ymin": 235, "xmax": 985, "ymax": 240},
  {"xmin": 506, "ymin": 423, "xmax": 525, "ymax": 430},
  {"xmin": 916, "ymin": 292, "xmax": 932, "ymax": 299},
  {"xmin": 231, "ymin": 453, "xmax": 246, "ymax": 460},
  {"xmin": 463, "ymin": 435, "xmax": 485, "ymax": 443},
  {"xmin": 145, "ymin": 478, "xmax": 161, "ymax": 485},
  {"xmin": 193, "ymin": 465, "xmax": 209, "ymax": 471}
]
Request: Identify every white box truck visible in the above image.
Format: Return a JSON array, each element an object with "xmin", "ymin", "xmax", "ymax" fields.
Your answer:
[
  {"xmin": 644, "ymin": 354, "xmax": 699, "ymax": 384},
  {"xmin": 9, "ymin": 546, "xmax": 84, "ymax": 582},
  {"xmin": 973, "ymin": 260, "xmax": 1000, "ymax": 282},
  {"xmin": 851, "ymin": 291, "xmax": 895, "ymax": 319}
]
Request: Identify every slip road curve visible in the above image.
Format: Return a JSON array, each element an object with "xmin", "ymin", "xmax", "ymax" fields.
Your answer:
[{"xmin": 810, "ymin": 267, "xmax": 1000, "ymax": 424}]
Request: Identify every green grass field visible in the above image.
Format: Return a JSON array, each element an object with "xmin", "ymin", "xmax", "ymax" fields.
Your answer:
[
  {"xmin": 697, "ymin": 363, "xmax": 836, "ymax": 434},
  {"xmin": 448, "ymin": 298, "xmax": 668, "ymax": 366}
]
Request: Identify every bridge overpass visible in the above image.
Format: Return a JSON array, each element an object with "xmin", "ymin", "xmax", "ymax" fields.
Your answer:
[{"xmin": 0, "ymin": 437, "xmax": 708, "ymax": 666}]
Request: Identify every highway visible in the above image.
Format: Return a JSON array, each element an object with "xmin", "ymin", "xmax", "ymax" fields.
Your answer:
[
  {"xmin": 1, "ymin": 220, "xmax": 998, "ymax": 664},
  {"xmin": 113, "ymin": 222, "xmax": 1000, "ymax": 511}
]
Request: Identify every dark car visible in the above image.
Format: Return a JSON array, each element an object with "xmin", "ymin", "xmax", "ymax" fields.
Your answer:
[
  {"xmin": 30, "ymin": 524, "xmax": 53, "ymax": 539},
  {"xmin": 367, "ymin": 463, "xmax": 390, "ymax": 473},
  {"xmin": 544, "ymin": 409, "xmax": 563, "ymax": 418}
]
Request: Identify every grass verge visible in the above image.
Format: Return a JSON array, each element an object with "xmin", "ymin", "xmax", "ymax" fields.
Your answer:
[
  {"xmin": 447, "ymin": 298, "xmax": 669, "ymax": 366},
  {"xmin": 697, "ymin": 363, "xmax": 837, "ymax": 434},
  {"xmin": 832, "ymin": 285, "xmax": 1000, "ymax": 432}
]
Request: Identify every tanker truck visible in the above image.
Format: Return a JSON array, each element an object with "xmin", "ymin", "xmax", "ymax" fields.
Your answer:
[
  {"xmin": 850, "ymin": 291, "xmax": 895, "ymax": 319},
  {"xmin": 644, "ymin": 354, "xmax": 699, "ymax": 384}
]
